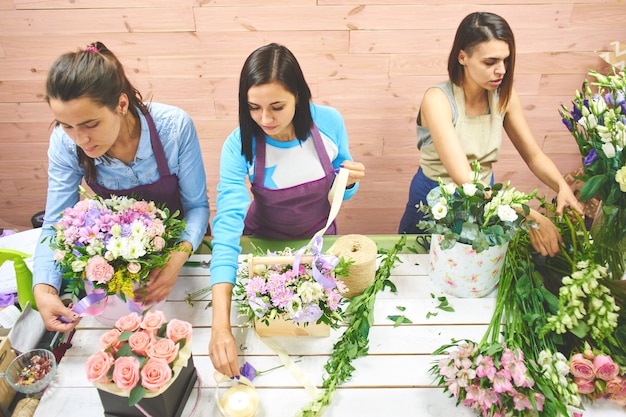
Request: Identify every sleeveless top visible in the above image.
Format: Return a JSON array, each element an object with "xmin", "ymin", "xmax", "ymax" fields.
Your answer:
[{"xmin": 417, "ymin": 80, "xmax": 504, "ymax": 184}]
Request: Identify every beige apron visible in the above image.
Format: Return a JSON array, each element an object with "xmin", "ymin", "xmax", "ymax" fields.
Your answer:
[{"xmin": 419, "ymin": 83, "xmax": 503, "ymax": 184}]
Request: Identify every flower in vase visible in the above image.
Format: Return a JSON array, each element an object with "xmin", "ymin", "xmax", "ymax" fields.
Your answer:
[
  {"xmin": 418, "ymin": 161, "xmax": 535, "ymax": 253},
  {"xmin": 49, "ymin": 187, "xmax": 186, "ymax": 301}
]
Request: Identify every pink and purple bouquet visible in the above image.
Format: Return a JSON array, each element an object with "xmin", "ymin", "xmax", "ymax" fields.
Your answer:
[
  {"xmin": 234, "ymin": 246, "xmax": 350, "ymax": 328},
  {"xmin": 49, "ymin": 188, "xmax": 185, "ymax": 300},
  {"xmin": 85, "ymin": 310, "xmax": 193, "ymax": 406}
]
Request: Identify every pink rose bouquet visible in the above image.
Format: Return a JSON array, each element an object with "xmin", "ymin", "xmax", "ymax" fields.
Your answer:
[
  {"xmin": 49, "ymin": 188, "xmax": 185, "ymax": 300},
  {"xmin": 85, "ymin": 310, "xmax": 193, "ymax": 407},
  {"xmin": 569, "ymin": 349, "xmax": 626, "ymax": 406}
]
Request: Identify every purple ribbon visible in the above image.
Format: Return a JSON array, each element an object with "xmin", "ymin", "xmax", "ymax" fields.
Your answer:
[
  {"xmin": 292, "ymin": 236, "xmax": 339, "ymax": 290},
  {"xmin": 0, "ymin": 293, "xmax": 16, "ymax": 307}
]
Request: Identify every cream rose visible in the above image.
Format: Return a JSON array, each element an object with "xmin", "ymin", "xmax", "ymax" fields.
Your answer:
[
  {"xmin": 115, "ymin": 312, "xmax": 142, "ymax": 332},
  {"xmin": 145, "ymin": 338, "xmax": 179, "ymax": 364},
  {"xmin": 85, "ymin": 351, "xmax": 114, "ymax": 383},
  {"xmin": 112, "ymin": 356, "xmax": 140, "ymax": 391},
  {"xmin": 140, "ymin": 358, "xmax": 172, "ymax": 391},
  {"xmin": 127, "ymin": 262, "xmax": 141, "ymax": 274},
  {"xmin": 166, "ymin": 319, "xmax": 193, "ymax": 344}
]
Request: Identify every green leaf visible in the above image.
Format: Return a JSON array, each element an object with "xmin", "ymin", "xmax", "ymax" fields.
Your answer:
[
  {"xmin": 396, "ymin": 306, "xmax": 406, "ymax": 312},
  {"xmin": 128, "ymin": 384, "xmax": 146, "ymax": 407},
  {"xmin": 387, "ymin": 315, "xmax": 413, "ymax": 327},
  {"xmin": 579, "ymin": 174, "xmax": 607, "ymax": 201}
]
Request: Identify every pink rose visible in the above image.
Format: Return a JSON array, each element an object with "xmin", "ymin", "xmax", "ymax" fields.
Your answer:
[
  {"xmin": 99, "ymin": 328, "xmax": 123, "ymax": 352},
  {"xmin": 141, "ymin": 310, "xmax": 167, "ymax": 334},
  {"xmin": 152, "ymin": 236, "xmax": 166, "ymax": 251},
  {"xmin": 609, "ymin": 378, "xmax": 626, "ymax": 405},
  {"xmin": 146, "ymin": 338, "xmax": 179, "ymax": 364},
  {"xmin": 132, "ymin": 201, "xmax": 151, "ymax": 214},
  {"xmin": 574, "ymin": 377, "xmax": 596, "ymax": 395},
  {"xmin": 166, "ymin": 319, "xmax": 193, "ymax": 344},
  {"xmin": 86, "ymin": 255, "xmax": 114, "ymax": 284},
  {"xmin": 569, "ymin": 353, "xmax": 595, "ymax": 380},
  {"xmin": 594, "ymin": 355, "xmax": 620, "ymax": 381},
  {"xmin": 115, "ymin": 312, "xmax": 142, "ymax": 332},
  {"xmin": 140, "ymin": 358, "xmax": 172, "ymax": 391},
  {"xmin": 53, "ymin": 250, "xmax": 66, "ymax": 262},
  {"xmin": 85, "ymin": 351, "xmax": 114, "ymax": 383},
  {"xmin": 127, "ymin": 262, "xmax": 141, "ymax": 274},
  {"xmin": 128, "ymin": 331, "xmax": 153, "ymax": 356},
  {"xmin": 112, "ymin": 356, "xmax": 140, "ymax": 391}
]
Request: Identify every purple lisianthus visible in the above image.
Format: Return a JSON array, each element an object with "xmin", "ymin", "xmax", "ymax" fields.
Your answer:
[
  {"xmin": 248, "ymin": 296, "xmax": 271, "ymax": 318},
  {"xmin": 561, "ymin": 117, "xmax": 573, "ymax": 132},
  {"xmin": 571, "ymin": 104, "xmax": 582, "ymax": 121},
  {"xmin": 584, "ymin": 148, "xmax": 598, "ymax": 166},
  {"xmin": 240, "ymin": 361, "xmax": 258, "ymax": 381},
  {"xmin": 292, "ymin": 303, "xmax": 323, "ymax": 324}
]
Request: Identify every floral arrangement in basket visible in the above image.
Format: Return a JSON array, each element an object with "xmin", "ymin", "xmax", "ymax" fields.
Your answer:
[
  {"xmin": 418, "ymin": 161, "xmax": 535, "ymax": 253},
  {"xmin": 559, "ymin": 69, "xmax": 626, "ymax": 278},
  {"xmin": 49, "ymin": 187, "xmax": 185, "ymax": 300},
  {"xmin": 85, "ymin": 310, "xmax": 193, "ymax": 406},
  {"xmin": 233, "ymin": 242, "xmax": 351, "ymax": 328}
]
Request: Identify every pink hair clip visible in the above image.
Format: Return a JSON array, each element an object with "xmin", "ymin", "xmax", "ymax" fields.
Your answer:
[{"xmin": 85, "ymin": 45, "xmax": 99, "ymax": 52}]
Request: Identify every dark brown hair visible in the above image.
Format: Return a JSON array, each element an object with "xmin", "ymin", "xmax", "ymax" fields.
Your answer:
[
  {"xmin": 45, "ymin": 41, "xmax": 149, "ymax": 181},
  {"xmin": 238, "ymin": 43, "xmax": 313, "ymax": 164},
  {"xmin": 448, "ymin": 12, "xmax": 516, "ymax": 113}
]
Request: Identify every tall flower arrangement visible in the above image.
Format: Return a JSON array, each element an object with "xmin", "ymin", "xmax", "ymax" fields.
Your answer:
[
  {"xmin": 418, "ymin": 161, "xmax": 535, "ymax": 253},
  {"xmin": 560, "ymin": 69, "xmax": 626, "ymax": 278},
  {"xmin": 49, "ymin": 188, "xmax": 185, "ymax": 301}
]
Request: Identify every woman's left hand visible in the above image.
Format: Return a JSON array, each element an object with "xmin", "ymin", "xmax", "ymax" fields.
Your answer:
[
  {"xmin": 555, "ymin": 186, "xmax": 584, "ymax": 217},
  {"xmin": 139, "ymin": 249, "xmax": 189, "ymax": 304},
  {"xmin": 341, "ymin": 160, "xmax": 365, "ymax": 186},
  {"xmin": 527, "ymin": 209, "xmax": 562, "ymax": 257}
]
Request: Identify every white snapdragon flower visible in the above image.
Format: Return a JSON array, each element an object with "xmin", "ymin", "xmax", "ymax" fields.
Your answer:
[{"xmin": 602, "ymin": 142, "xmax": 616, "ymax": 158}]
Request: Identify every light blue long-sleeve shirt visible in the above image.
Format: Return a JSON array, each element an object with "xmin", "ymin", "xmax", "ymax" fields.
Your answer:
[
  {"xmin": 210, "ymin": 103, "xmax": 358, "ymax": 287},
  {"xmin": 33, "ymin": 103, "xmax": 210, "ymax": 290}
]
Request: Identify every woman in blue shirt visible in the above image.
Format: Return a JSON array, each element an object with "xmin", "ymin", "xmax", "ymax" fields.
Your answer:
[
  {"xmin": 209, "ymin": 43, "xmax": 365, "ymax": 378},
  {"xmin": 33, "ymin": 42, "xmax": 210, "ymax": 332}
]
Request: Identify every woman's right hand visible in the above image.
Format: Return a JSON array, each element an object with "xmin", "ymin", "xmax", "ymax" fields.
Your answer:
[
  {"xmin": 209, "ymin": 326, "xmax": 240, "ymax": 378},
  {"xmin": 33, "ymin": 284, "xmax": 81, "ymax": 332}
]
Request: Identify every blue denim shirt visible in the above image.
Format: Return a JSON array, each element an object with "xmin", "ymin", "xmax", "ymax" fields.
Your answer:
[{"xmin": 33, "ymin": 103, "xmax": 210, "ymax": 290}]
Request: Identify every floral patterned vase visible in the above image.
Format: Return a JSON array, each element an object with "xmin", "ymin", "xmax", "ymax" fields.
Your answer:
[{"xmin": 428, "ymin": 233, "xmax": 508, "ymax": 298}]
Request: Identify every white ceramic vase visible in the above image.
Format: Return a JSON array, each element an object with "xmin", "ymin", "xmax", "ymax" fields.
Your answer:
[{"xmin": 428, "ymin": 233, "xmax": 508, "ymax": 298}]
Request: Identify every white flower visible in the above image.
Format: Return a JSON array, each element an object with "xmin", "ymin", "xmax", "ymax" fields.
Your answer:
[
  {"xmin": 432, "ymin": 201, "xmax": 448, "ymax": 220},
  {"xmin": 602, "ymin": 142, "xmax": 616, "ymax": 158},
  {"xmin": 443, "ymin": 183, "xmax": 456, "ymax": 196},
  {"xmin": 462, "ymin": 183, "xmax": 477, "ymax": 196},
  {"xmin": 297, "ymin": 281, "xmax": 324, "ymax": 304},
  {"xmin": 496, "ymin": 204, "xmax": 518, "ymax": 222},
  {"xmin": 615, "ymin": 165, "xmax": 626, "ymax": 192},
  {"xmin": 71, "ymin": 259, "xmax": 87, "ymax": 272}
]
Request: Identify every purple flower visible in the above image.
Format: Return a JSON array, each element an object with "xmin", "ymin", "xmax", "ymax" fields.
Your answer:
[
  {"xmin": 571, "ymin": 104, "xmax": 583, "ymax": 121},
  {"xmin": 292, "ymin": 303, "xmax": 323, "ymax": 323},
  {"xmin": 240, "ymin": 362, "xmax": 257, "ymax": 381},
  {"xmin": 584, "ymin": 148, "xmax": 598, "ymax": 166},
  {"xmin": 561, "ymin": 117, "xmax": 573, "ymax": 132}
]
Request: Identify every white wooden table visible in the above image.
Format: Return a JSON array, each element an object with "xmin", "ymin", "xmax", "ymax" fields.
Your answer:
[{"xmin": 33, "ymin": 253, "xmax": 624, "ymax": 417}]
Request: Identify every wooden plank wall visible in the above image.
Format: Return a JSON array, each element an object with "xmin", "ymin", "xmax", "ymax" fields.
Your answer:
[{"xmin": 0, "ymin": 0, "xmax": 623, "ymax": 233}]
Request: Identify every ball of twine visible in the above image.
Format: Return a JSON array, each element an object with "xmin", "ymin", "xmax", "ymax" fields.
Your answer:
[{"xmin": 328, "ymin": 234, "xmax": 377, "ymax": 298}]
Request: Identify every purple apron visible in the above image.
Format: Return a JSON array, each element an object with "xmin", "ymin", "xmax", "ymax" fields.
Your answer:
[
  {"xmin": 244, "ymin": 124, "xmax": 337, "ymax": 239},
  {"xmin": 87, "ymin": 112, "xmax": 184, "ymax": 219}
]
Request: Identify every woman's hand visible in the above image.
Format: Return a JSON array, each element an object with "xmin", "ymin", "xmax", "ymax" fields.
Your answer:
[
  {"xmin": 34, "ymin": 284, "xmax": 81, "ymax": 332},
  {"xmin": 556, "ymin": 186, "xmax": 584, "ymax": 217},
  {"xmin": 526, "ymin": 209, "xmax": 562, "ymax": 257},
  {"xmin": 341, "ymin": 160, "xmax": 365, "ymax": 187},
  {"xmin": 140, "ymin": 245, "xmax": 190, "ymax": 304},
  {"xmin": 209, "ymin": 326, "xmax": 240, "ymax": 378}
]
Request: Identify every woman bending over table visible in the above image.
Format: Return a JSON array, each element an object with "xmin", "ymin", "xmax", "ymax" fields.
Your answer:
[
  {"xmin": 209, "ymin": 43, "xmax": 365, "ymax": 378},
  {"xmin": 33, "ymin": 42, "xmax": 210, "ymax": 332},
  {"xmin": 398, "ymin": 11, "xmax": 583, "ymax": 256}
]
